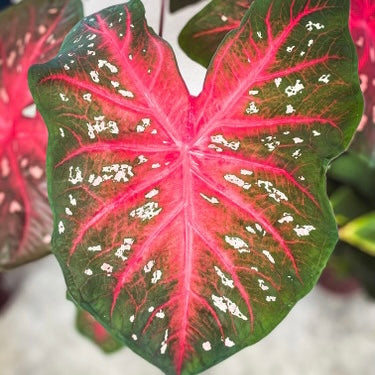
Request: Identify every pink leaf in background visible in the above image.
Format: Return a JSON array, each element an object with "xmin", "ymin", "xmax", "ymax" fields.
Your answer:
[{"xmin": 0, "ymin": 0, "xmax": 82, "ymax": 269}]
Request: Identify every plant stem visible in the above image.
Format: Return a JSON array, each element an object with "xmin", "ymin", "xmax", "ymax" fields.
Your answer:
[{"xmin": 159, "ymin": 0, "xmax": 165, "ymax": 37}]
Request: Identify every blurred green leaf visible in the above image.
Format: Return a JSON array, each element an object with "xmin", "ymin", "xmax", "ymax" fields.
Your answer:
[
  {"xmin": 330, "ymin": 185, "xmax": 369, "ymax": 226},
  {"xmin": 340, "ymin": 212, "xmax": 375, "ymax": 256},
  {"xmin": 328, "ymin": 152, "xmax": 375, "ymax": 204}
]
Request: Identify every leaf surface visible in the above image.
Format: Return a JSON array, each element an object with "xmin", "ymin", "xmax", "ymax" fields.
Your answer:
[
  {"xmin": 0, "ymin": 0, "xmax": 83, "ymax": 270},
  {"xmin": 29, "ymin": 0, "xmax": 362, "ymax": 374}
]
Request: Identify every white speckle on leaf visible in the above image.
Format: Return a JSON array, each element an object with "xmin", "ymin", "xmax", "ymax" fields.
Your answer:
[
  {"xmin": 136, "ymin": 118, "xmax": 151, "ymax": 133},
  {"xmin": 266, "ymin": 296, "xmax": 276, "ymax": 302},
  {"xmin": 130, "ymin": 202, "xmax": 162, "ymax": 221},
  {"xmin": 68, "ymin": 194, "xmax": 77, "ymax": 206},
  {"xmin": 130, "ymin": 315, "xmax": 135, "ymax": 323},
  {"xmin": 89, "ymin": 70, "xmax": 99, "ymax": 82},
  {"xmin": 306, "ymin": 20, "xmax": 325, "ymax": 31},
  {"xmin": 160, "ymin": 329, "xmax": 169, "ymax": 355},
  {"xmin": 286, "ymin": 45, "xmax": 295, "ymax": 52},
  {"xmin": 212, "ymin": 295, "xmax": 248, "ymax": 320},
  {"xmin": 285, "ymin": 80, "xmax": 304, "ymax": 97},
  {"xmin": 257, "ymin": 180, "xmax": 288, "ymax": 203},
  {"xmin": 257, "ymin": 31, "xmax": 262, "ymax": 39},
  {"xmin": 214, "ymin": 266, "xmax": 234, "ymax": 288},
  {"xmin": 156, "ymin": 310, "xmax": 165, "ymax": 319},
  {"xmin": 87, "ymin": 115, "xmax": 119, "ymax": 139},
  {"xmin": 245, "ymin": 101, "xmax": 259, "ymax": 114},
  {"xmin": 151, "ymin": 270, "xmax": 162, "ymax": 284},
  {"xmin": 318, "ymin": 74, "xmax": 331, "ymax": 84},
  {"xmin": 224, "ymin": 174, "xmax": 251, "ymax": 190},
  {"xmin": 145, "ymin": 189, "xmax": 159, "ymax": 199},
  {"xmin": 248, "ymin": 90, "xmax": 259, "ymax": 96},
  {"xmin": 132, "ymin": 334, "xmax": 138, "ymax": 341},
  {"xmin": 65, "ymin": 207, "xmax": 73, "ymax": 216},
  {"xmin": 84, "ymin": 269, "xmax": 93, "ymax": 276},
  {"xmin": 224, "ymin": 337, "xmax": 235, "ymax": 347},
  {"xmin": 144, "ymin": 260, "xmax": 155, "ymax": 273},
  {"xmin": 292, "ymin": 149, "xmax": 302, "ymax": 159},
  {"xmin": 258, "ymin": 279, "xmax": 269, "ymax": 291},
  {"xmin": 59, "ymin": 128, "xmax": 65, "ymax": 137},
  {"xmin": 286, "ymin": 104, "xmax": 295, "ymax": 114},
  {"xmin": 118, "ymin": 89, "xmax": 134, "ymax": 98},
  {"xmin": 245, "ymin": 225, "xmax": 256, "ymax": 234},
  {"xmin": 221, "ymin": 14, "xmax": 228, "ymax": 22},
  {"xmin": 278, "ymin": 212, "xmax": 294, "ymax": 224},
  {"xmin": 101, "ymin": 263, "xmax": 113, "ymax": 274},
  {"xmin": 83, "ymin": 93, "xmax": 92, "ymax": 102},
  {"xmin": 293, "ymin": 225, "xmax": 316, "ymax": 237},
  {"xmin": 88, "ymin": 245, "xmax": 102, "ymax": 252},
  {"xmin": 202, "ymin": 341, "xmax": 212, "ymax": 351},
  {"xmin": 241, "ymin": 169, "xmax": 253, "ymax": 176},
  {"xmin": 115, "ymin": 238, "xmax": 134, "ymax": 261},
  {"xmin": 68, "ymin": 166, "xmax": 83, "ymax": 185},
  {"xmin": 200, "ymin": 193, "xmax": 219, "ymax": 205},
  {"xmin": 274, "ymin": 78, "xmax": 282, "ymax": 87},
  {"xmin": 293, "ymin": 137, "xmax": 303, "ymax": 144},
  {"xmin": 151, "ymin": 163, "xmax": 161, "ymax": 169},
  {"xmin": 308, "ymin": 39, "xmax": 314, "ymax": 47},
  {"xmin": 225, "ymin": 235, "xmax": 250, "ymax": 253},
  {"xmin": 148, "ymin": 306, "xmax": 155, "ymax": 313},
  {"xmin": 211, "ymin": 134, "xmax": 240, "ymax": 150},
  {"xmin": 97, "ymin": 59, "xmax": 118, "ymax": 73},
  {"xmin": 59, "ymin": 93, "xmax": 69, "ymax": 102},
  {"xmin": 58, "ymin": 221, "xmax": 65, "ymax": 234},
  {"xmin": 262, "ymin": 250, "xmax": 275, "ymax": 264},
  {"xmin": 312, "ymin": 130, "xmax": 321, "ymax": 136}
]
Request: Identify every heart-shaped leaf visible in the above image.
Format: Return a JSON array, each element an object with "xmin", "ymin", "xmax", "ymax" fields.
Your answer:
[
  {"xmin": 179, "ymin": 0, "xmax": 252, "ymax": 67},
  {"xmin": 76, "ymin": 308, "xmax": 124, "ymax": 353},
  {"xmin": 29, "ymin": 0, "xmax": 362, "ymax": 373},
  {"xmin": 0, "ymin": 0, "xmax": 83, "ymax": 270},
  {"xmin": 348, "ymin": 0, "xmax": 375, "ymax": 165}
]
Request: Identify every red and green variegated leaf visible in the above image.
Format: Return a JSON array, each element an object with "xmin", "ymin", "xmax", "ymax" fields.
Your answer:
[
  {"xmin": 76, "ymin": 308, "xmax": 124, "ymax": 353},
  {"xmin": 0, "ymin": 0, "xmax": 83, "ymax": 270},
  {"xmin": 349, "ymin": 0, "xmax": 375, "ymax": 165},
  {"xmin": 179, "ymin": 0, "xmax": 252, "ymax": 67},
  {"xmin": 29, "ymin": 0, "xmax": 362, "ymax": 374},
  {"xmin": 170, "ymin": 0, "xmax": 204, "ymax": 13}
]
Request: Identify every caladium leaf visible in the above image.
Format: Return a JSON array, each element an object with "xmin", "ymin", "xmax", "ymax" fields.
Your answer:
[
  {"xmin": 348, "ymin": 0, "xmax": 375, "ymax": 165},
  {"xmin": 0, "ymin": 0, "xmax": 83, "ymax": 270},
  {"xmin": 170, "ymin": 0, "xmax": 204, "ymax": 13},
  {"xmin": 179, "ymin": 0, "xmax": 252, "ymax": 67},
  {"xmin": 76, "ymin": 308, "xmax": 124, "ymax": 353},
  {"xmin": 29, "ymin": 0, "xmax": 362, "ymax": 374}
]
